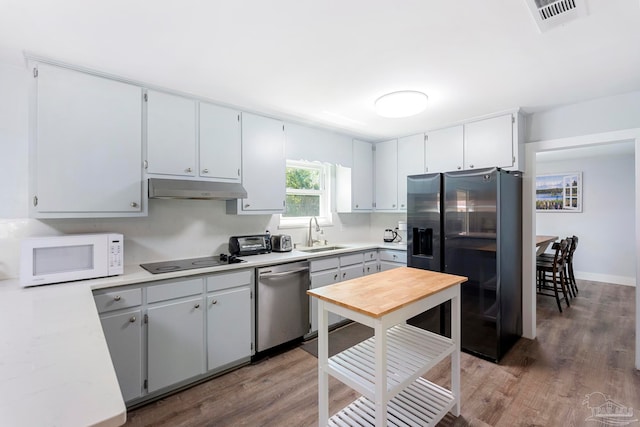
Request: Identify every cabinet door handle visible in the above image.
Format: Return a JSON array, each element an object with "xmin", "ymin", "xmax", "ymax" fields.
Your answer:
[
  {"xmin": 342, "ymin": 272, "xmax": 346, "ymax": 278},
  {"xmin": 129, "ymin": 316, "xmax": 136, "ymax": 323},
  {"xmin": 202, "ymin": 169, "xmax": 209, "ymax": 174},
  {"xmin": 114, "ymin": 295, "xmax": 121, "ymax": 301},
  {"xmin": 211, "ymin": 300, "xmax": 218, "ymax": 305},
  {"xmin": 130, "ymin": 202, "xmax": 138, "ymax": 208},
  {"xmin": 401, "ymin": 204, "xmax": 405, "ymax": 208},
  {"xmin": 194, "ymin": 303, "xmax": 200, "ymax": 309},
  {"xmin": 334, "ymin": 274, "xmax": 338, "ymax": 280},
  {"xmin": 392, "ymin": 204, "xmax": 396, "ymax": 208},
  {"xmin": 457, "ymin": 166, "xmax": 462, "ymax": 170},
  {"xmin": 244, "ymin": 204, "xmax": 250, "ymax": 208},
  {"xmin": 469, "ymin": 164, "xmax": 474, "ymax": 168},
  {"xmin": 355, "ymin": 204, "xmax": 359, "ymax": 208},
  {"xmin": 186, "ymin": 167, "xmax": 193, "ymax": 173}
]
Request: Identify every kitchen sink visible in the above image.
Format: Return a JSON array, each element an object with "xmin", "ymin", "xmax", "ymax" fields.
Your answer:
[{"xmin": 298, "ymin": 245, "xmax": 348, "ymax": 253}]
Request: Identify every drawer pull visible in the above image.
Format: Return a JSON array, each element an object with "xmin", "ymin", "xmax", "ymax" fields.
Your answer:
[
  {"xmin": 334, "ymin": 274, "xmax": 338, "ymax": 280},
  {"xmin": 129, "ymin": 316, "xmax": 136, "ymax": 323},
  {"xmin": 114, "ymin": 295, "xmax": 121, "ymax": 301},
  {"xmin": 211, "ymin": 300, "xmax": 218, "ymax": 305},
  {"xmin": 194, "ymin": 303, "xmax": 200, "ymax": 309}
]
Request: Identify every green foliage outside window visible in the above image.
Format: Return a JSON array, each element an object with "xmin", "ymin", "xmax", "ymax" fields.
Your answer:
[
  {"xmin": 284, "ymin": 194, "xmax": 319, "ymax": 217},
  {"xmin": 284, "ymin": 166, "xmax": 322, "ymax": 217},
  {"xmin": 286, "ymin": 167, "xmax": 320, "ymax": 190}
]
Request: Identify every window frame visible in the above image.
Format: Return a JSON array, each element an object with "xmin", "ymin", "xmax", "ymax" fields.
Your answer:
[{"xmin": 279, "ymin": 160, "xmax": 332, "ymax": 228}]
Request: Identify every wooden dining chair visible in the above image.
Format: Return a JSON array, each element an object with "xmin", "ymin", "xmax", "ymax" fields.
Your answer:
[
  {"xmin": 536, "ymin": 239, "xmax": 570, "ymax": 312},
  {"xmin": 566, "ymin": 235, "xmax": 579, "ymax": 296},
  {"xmin": 539, "ymin": 236, "xmax": 579, "ymax": 298}
]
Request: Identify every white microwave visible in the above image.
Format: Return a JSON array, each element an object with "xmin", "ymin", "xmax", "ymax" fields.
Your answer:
[{"xmin": 20, "ymin": 233, "xmax": 124, "ymax": 287}]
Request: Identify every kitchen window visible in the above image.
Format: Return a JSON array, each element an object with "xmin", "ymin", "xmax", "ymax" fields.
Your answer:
[{"xmin": 280, "ymin": 160, "xmax": 332, "ymax": 227}]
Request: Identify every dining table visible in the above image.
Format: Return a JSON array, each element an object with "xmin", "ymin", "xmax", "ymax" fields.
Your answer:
[{"xmin": 536, "ymin": 235, "xmax": 558, "ymax": 256}]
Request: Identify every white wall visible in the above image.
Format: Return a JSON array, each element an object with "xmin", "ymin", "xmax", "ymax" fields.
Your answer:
[
  {"xmin": 522, "ymin": 92, "xmax": 640, "ymax": 345},
  {"xmin": 527, "ymin": 91, "xmax": 640, "ymax": 142},
  {"xmin": 536, "ymin": 153, "xmax": 635, "ymax": 286},
  {"xmin": 0, "ymin": 59, "xmax": 372, "ymax": 280}
]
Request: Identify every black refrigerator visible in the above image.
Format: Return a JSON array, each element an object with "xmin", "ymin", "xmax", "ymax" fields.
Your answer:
[{"xmin": 407, "ymin": 167, "xmax": 522, "ymax": 362}]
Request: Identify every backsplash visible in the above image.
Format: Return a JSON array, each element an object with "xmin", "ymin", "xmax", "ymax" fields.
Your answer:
[{"xmin": 0, "ymin": 199, "xmax": 374, "ymax": 281}]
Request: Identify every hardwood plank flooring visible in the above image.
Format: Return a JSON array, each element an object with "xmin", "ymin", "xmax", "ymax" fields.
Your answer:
[{"xmin": 125, "ymin": 280, "xmax": 639, "ymax": 426}]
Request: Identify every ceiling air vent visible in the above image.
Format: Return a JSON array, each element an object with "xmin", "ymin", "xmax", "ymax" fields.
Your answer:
[{"xmin": 525, "ymin": 0, "xmax": 588, "ymax": 32}]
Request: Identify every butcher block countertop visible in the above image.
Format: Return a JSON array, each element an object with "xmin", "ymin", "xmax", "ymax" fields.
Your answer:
[{"xmin": 308, "ymin": 267, "xmax": 467, "ymax": 318}]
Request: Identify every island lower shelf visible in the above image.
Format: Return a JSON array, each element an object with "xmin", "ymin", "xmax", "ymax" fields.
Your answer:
[
  {"xmin": 329, "ymin": 377, "xmax": 455, "ymax": 427},
  {"xmin": 328, "ymin": 323, "xmax": 455, "ymax": 400}
]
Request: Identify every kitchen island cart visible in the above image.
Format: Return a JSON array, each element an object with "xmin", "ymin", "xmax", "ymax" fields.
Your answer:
[{"xmin": 308, "ymin": 266, "xmax": 466, "ymax": 427}]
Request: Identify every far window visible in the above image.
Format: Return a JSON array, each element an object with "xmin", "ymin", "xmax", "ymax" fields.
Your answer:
[{"xmin": 281, "ymin": 160, "xmax": 331, "ymax": 225}]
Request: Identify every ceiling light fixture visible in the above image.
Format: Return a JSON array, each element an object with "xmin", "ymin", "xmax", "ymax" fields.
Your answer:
[{"xmin": 375, "ymin": 90, "xmax": 428, "ymax": 118}]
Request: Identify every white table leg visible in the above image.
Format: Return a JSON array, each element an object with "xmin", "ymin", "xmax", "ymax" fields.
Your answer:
[
  {"xmin": 318, "ymin": 300, "xmax": 329, "ymax": 426},
  {"xmin": 451, "ymin": 286, "xmax": 461, "ymax": 417},
  {"xmin": 374, "ymin": 319, "xmax": 387, "ymax": 427}
]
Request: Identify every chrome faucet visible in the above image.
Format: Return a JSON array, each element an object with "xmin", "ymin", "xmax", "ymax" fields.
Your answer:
[{"xmin": 307, "ymin": 216, "xmax": 321, "ymax": 247}]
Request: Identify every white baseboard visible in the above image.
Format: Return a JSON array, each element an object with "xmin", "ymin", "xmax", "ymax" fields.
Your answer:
[{"xmin": 575, "ymin": 271, "xmax": 636, "ymax": 287}]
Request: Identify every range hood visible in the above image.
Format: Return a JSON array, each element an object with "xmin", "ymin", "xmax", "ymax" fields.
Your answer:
[{"xmin": 148, "ymin": 178, "xmax": 247, "ymax": 200}]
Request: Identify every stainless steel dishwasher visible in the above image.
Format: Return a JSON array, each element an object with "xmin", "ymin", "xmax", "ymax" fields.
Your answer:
[{"xmin": 256, "ymin": 261, "xmax": 310, "ymax": 352}]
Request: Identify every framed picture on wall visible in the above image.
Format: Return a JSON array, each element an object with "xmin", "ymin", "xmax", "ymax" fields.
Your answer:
[{"xmin": 536, "ymin": 172, "xmax": 582, "ymax": 212}]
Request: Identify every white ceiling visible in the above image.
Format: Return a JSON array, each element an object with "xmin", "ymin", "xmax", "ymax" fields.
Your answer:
[{"xmin": 1, "ymin": 0, "xmax": 639, "ymax": 141}]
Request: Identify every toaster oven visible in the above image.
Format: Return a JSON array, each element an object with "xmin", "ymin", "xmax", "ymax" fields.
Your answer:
[{"xmin": 229, "ymin": 234, "xmax": 272, "ymax": 256}]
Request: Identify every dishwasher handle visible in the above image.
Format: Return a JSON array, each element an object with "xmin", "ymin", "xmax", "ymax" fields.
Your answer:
[{"xmin": 259, "ymin": 267, "xmax": 309, "ymax": 278}]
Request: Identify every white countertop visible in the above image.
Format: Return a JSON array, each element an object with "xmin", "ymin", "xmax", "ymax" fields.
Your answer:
[
  {"xmin": 0, "ymin": 281, "xmax": 126, "ymax": 427},
  {"xmin": 0, "ymin": 242, "xmax": 406, "ymax": 426}
]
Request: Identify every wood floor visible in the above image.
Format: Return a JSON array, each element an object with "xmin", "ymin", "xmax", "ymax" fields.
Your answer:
[{"xmin": 124, "ymin": 280, "xmax": 640, "ymax": 426}]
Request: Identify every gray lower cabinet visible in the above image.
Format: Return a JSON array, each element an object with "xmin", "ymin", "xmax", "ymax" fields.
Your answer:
[
  {"xmin": 363, "ymin": 251, "xmax": 378, "ymax": 275},
  {"xmin": 309, "ymin": 253, "xmax": 366, "ymax": 334},
  {"xmin": 94, "ymin": 287, "xmax": 143, "ymax": 402},
  {"xmin": 94, "ymin": 268, "xmax": 253, "ymax": 405},
  {"xmin": 99, "ymin": 308, "xmax": 143, "ymax": 402},
  {"xmin": 207, "ymin": 287, "xmax": 252, "ymax": 371},
  {"xmin": 310, "ymin": 265, "xmax": 341, "ymax": 332},
  {"xmin": 146, "ymin": 295, "xmax": 205, "ymax": 393},
  {"xmin": 379, "ymin": 249, "xmax": 407, "ymax": 271}
]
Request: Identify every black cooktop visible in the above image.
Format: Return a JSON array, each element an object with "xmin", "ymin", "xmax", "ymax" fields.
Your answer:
[{"xmin": 140, "ymin": 254, "xmax": 246, "ymax": 274}]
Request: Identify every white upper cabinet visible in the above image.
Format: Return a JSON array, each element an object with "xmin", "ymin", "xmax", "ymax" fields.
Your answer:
[
  {"xmin": 374, "ymin": 139, "xmax": 398, "ymax": 211},
  {"xmin": 375, "ymin": 134, "xmax": 425, "ymax": 212},
  {"xmin": 32, "ymin": 63, "xmax": 144, "ymax": 217},
  {"xmin": 198, "ymin": 102, "xmax": 241, "ymax": 181},
  {"xmin": 227, "ymin": 112, "xmax": 285, "ymax": 214},
  {"xmin": 425, "ymin": 125, "xmax": 464, "ymax": 173},
  {"xmin": 336, "ymin": 139, "xmax": 374, "ymax": 212},
  {"xmin": 352, "ymin": 139, "xmax": 374, "ymax": 211},
  {"xmin": 146, "ymin": 90, "xmax": 197, "ymax": 177},
  {"xmin": 464, "ymin": 114, "xmax": 513, "ymax": 170},
  {"xmin": 397, "ymin": 134, "xmax": 425, "ymax": 211}
]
